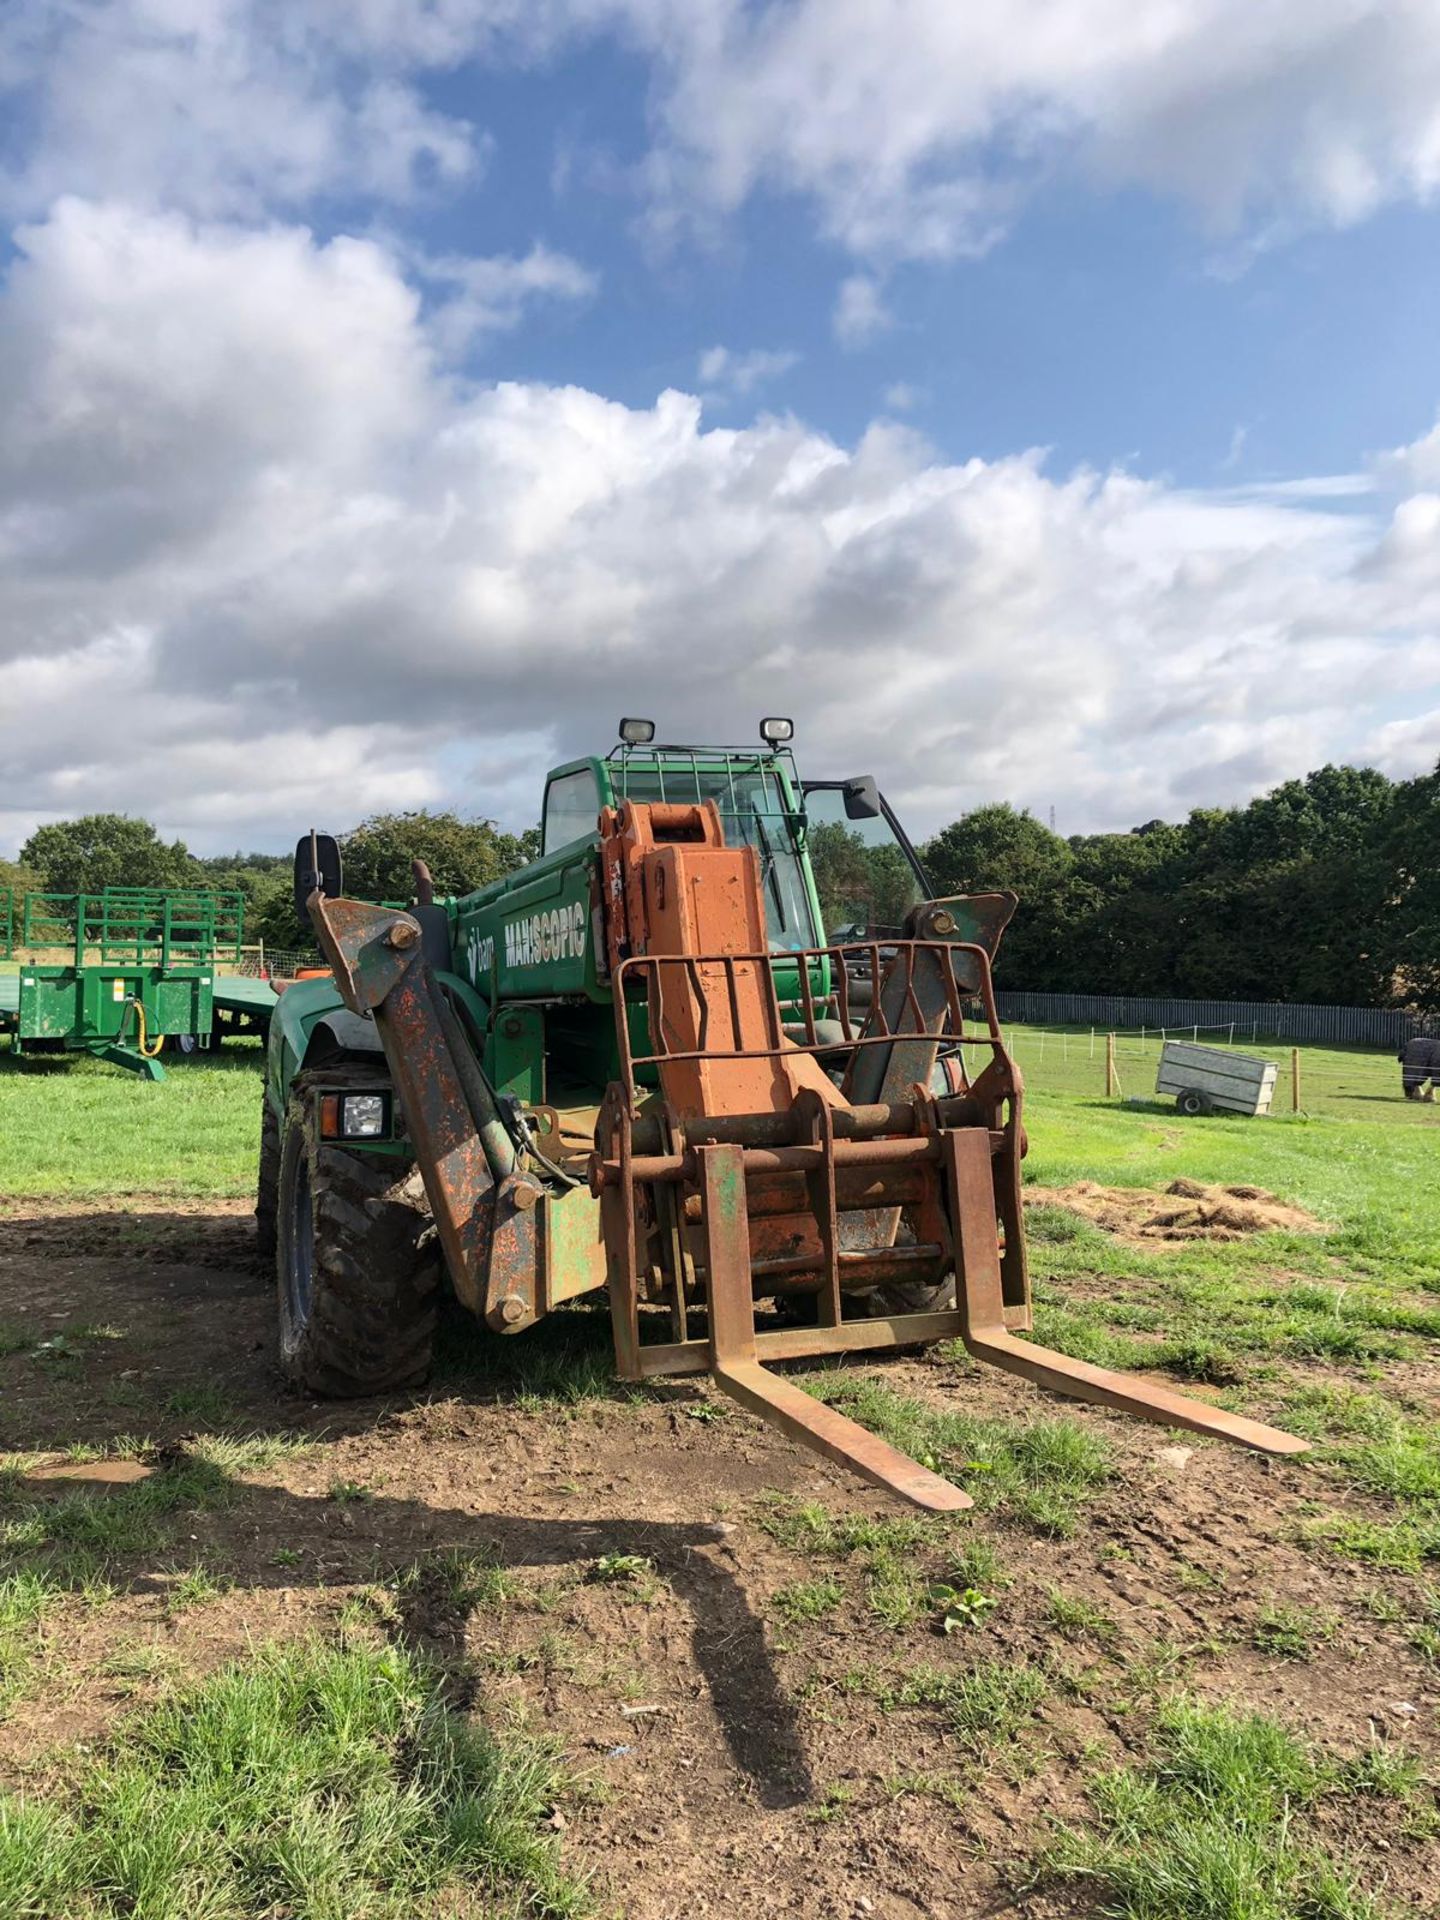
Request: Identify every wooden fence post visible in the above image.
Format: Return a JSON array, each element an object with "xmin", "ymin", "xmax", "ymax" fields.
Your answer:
[
  {"xmin": 1106, "ymin": 1031, "xmax": 1117, "ymax": 1098},
  {"xmin": 1291, "ymin": 1047, "xmax": 1301, "ymax": 1113}
]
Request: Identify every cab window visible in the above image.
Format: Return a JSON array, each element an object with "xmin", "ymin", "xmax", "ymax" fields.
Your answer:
[
  {"xmin": 616, "ymin": 760, "xmax": 819, "ymax": 952},
  {"xmin": 542, "ymin": 768, "xmax": 600, "ymax": 853},
  {"xmin": 802, "ymin": 785, "xmax": 929, "ymax": 938}
]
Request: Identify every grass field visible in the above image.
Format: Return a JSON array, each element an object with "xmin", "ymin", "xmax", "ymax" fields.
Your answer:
[
  {"xmin": 0, "ymin": 1042, "xmax": 262, "ymax": 1199},
  {"xmin": 0, "ymin": 1023, "xmax": 1432, "ymax": 1201},
  {"xmin": 1, "ymin": 1031, "xmax": 1438, "ymax": 1914},
  {"xmin": 1003, "ymin": 1019, "xmax": 1427, "ymax": 1122}
]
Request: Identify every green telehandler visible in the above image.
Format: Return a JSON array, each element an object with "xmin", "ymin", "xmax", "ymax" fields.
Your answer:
[{"xmin": 258, "ymin": 719, "xmax": 1304, "ymax": 1508}]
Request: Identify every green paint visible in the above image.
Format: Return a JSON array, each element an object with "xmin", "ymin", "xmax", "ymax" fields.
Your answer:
[
  {"xmin": 488, "ymin": 1002, "xmax": 545, "ymax": 1105},
  {"xmin": 542, "ymin": 1180, "xmax": 611, "ymax": 1305},
  {"xmin": 0, "ymin": 887, "xmax": 240, "ymax": 1077}
]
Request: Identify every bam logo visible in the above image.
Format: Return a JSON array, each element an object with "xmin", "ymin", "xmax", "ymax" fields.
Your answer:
[
  {"xmin": 465, "ymin": 930, "xmax": 495, "ymax": 980},
  {"xmin": 505, "ymin": 902, "xmax": 587, "ymax": 969}
]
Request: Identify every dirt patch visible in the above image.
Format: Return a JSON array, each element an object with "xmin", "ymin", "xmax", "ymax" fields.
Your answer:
[
  {"xmin": 1, "ymin": 1199, "xmax": 1436, "ymax": 1918},
  {"xmin": 0, "ymin": 1199, "xmax": 255, "ymax": 1266},
  {"xmin": 1029, "ymin": 1178, "xmax": 1326, "ymax": 1242}
]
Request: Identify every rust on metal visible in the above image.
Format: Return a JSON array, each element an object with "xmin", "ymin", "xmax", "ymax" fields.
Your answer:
[
  {"xmin": 483, "ymin": 1172, "xmax": 546, "ymax": 1332},
  {"xmin": 309, "ymin": 892, "xmax": 502, "ymax": 1320},
  {"xmin": 713, "ymin": 1361, "xmax": 972, "ymax": 1513},
  {"xmin": 697, "ymin": 1144, "xmax": 970, "ymax": 1512},
  {"xmin": 942, "ymin": 1128, "xmax": 1309, "ymax": 1456},
  {"xmin": 696, "ymin": 1145, "xmax": 759, "ymax": 1363},
  {"xmin": 588, "ymin": 801, "xmax": 1305, "ymax": 1507},
  {"xmin": 611, "ymin": 940, "xmax": 989, "ymax": 1113},
  {"xmin": 308, "ymin": 791, "xmax": 1305, "ymax": 1518}
]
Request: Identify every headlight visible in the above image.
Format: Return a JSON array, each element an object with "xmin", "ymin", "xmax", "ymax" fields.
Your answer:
[
  {"xmin": 342, "ymin": 1093, "xmax": 386, "ymax": 1138},
  {"xmin": 319, "ymin": 1090, "xmax": 391, "ymax": 1140}
]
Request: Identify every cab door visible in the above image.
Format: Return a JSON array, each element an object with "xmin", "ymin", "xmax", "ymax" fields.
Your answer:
[{"xmin": 801, "ymin": 779, "xmax": 932, "ymax": 941}]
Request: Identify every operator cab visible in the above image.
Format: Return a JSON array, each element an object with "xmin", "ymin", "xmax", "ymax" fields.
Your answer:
[{"xmin": 541, "ymin": 718, "xmax": 931, "ymax": 957}]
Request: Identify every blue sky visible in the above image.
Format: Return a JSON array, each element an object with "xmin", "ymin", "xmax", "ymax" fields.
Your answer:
[
  {"xmin": 2, "ymin": 2, "xmax": 1440, "ymax": 851},
  {"xmin": 403, "ymin": 54, "xmax": 1440, "ymax": 488}
]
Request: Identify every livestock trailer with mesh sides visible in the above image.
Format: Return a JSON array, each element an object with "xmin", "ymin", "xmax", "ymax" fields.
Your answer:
[{"xmin": 1156, "ymin": 1039, "xmax": 1277, "ymax": 1117}]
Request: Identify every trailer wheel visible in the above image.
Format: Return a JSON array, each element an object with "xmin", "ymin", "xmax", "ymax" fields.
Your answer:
[
  {"xmin": 276, "ymin": 1068, "xmax": 437, "ymax": 1396},
  {"xmin": 256, "ymin": 1096, "xmax": 280, "ymax": 1262},
  {"xmin": 1176, "ymin": 1087, "xmax": 1213, "ymax": 1117}
]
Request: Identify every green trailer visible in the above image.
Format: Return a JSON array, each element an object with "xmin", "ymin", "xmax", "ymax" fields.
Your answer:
[
  {"xmin": 0, "ymin": 886, "xmax": 246, "ymax": 1079},
  {"xmin": 211, "ymin": 970, "xmax": 280, "ymax": 1039}
]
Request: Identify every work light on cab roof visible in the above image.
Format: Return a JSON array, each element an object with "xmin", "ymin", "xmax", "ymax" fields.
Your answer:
[{"xmin": 258, "ymin": 721, "xmax": 1308, "ymax": 1514}]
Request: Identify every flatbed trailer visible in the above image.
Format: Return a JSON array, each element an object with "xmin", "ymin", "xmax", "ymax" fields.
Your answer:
[
  {"xmin": 212, "ymin": 971, "xmax": 279, "ymax": 1036},
  {"xmin": 2, "ymin": 968, "xmax": 280, "ymax": 1050}
]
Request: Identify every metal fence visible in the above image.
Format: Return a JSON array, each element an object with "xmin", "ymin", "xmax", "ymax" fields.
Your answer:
[
  {"xmin": 994, "ymin": 1020, "xmax": 1432, "ymax": 1123},
  {"xmin": 992, "ymin": 991, "xmax": 1419, "ymax": 1050},
  {"xmin": 235, "ymin": 945, "xmax": 322, "ymax": 979}
]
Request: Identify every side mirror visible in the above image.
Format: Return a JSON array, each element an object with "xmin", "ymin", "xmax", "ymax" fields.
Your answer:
[
  {"xmin": 293, "ymin": 831, "xmax": 343, "ymax": 922},
  {"xmin": 843, "ymin": 775, "xmax": 882, "ymax": 821}
]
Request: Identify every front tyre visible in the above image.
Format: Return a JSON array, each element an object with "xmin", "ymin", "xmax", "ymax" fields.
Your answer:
[{"xmin": 276, "ymin": 1067, "xmax": 437, "ymax": 1396}]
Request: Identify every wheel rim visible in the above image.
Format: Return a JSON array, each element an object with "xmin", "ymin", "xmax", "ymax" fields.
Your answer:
[{"xmin": 285, "ymin": 1152, "xmax": 315, "ymax": 1333}]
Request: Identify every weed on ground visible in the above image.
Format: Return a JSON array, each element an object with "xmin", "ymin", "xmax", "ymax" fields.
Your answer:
[
  {"xmin": 0, "ymin": 1635, "xmax": 584, "ymax": 1918},
  {"xmin": 801, "ymin": 1374, "xmax": 1111, "ymax": 1533}
]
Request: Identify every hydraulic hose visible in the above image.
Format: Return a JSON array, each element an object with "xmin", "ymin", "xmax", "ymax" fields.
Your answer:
[{"xmin": 123, "ymin": 996, "xmax": 165, "ymax": 1059}]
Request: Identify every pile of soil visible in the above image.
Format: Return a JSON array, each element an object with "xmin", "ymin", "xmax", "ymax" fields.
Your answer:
[{"xmin": 1030, "ymin": 1177, "xmax": 1324, "ymax": 1242}]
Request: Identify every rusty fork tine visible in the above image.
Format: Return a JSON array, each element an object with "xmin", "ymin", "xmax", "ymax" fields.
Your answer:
[
  {"xmin": 714, "ymin": 1361, "xmax": 974, "ymax": 1512},
  {"xmin": 698, "ymin": 1143, "xmax": 972, "ymax": 1512},
  {"xmin": 943, "ymin": 1130, "xmax": 1309, "ymax": 1457},
  {"xmin": 957, "ymin": 1325, "xmax": 1310, "ymax": 1455}
]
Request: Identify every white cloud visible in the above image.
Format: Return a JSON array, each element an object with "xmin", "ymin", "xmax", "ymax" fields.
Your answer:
[
  {"xmin": 630, "ymin": 0, "xmax": 1440, "ymax": 262},
  {"xmin": 883, "ymin": 382, "xmax": 924, "ymax": 413},
  {"xmin": 3, "ymin": 195, "xmax": 1440, "ymax": 855},
  {"xmin": 1361, "ymin": 707, "xmax": 1440, "ymax": 777},
  {"xmin": 1375, "ymin": 414, "xmax": 1440, "ymax": 492},
  {"xmin": 0, "ymin": 198, "xmax": 435, "ymax": 625},
  {"xmin": 414, "ymin": 243, "xmax": 598, "ymax": 355},
  {"xmin": 0, "ymin": 0, "xmax": 483, "ymax": 218},
  {"xmin": 11, "ymin": 3, "xmax": 1440, "ymax": 263},
  {"xmin": 696, "ymin": 344, "xmax": 800, "ymax": 398},
  {"xmin": 833, "ymin": 274, "xmax": 891, "ymax": 347}
]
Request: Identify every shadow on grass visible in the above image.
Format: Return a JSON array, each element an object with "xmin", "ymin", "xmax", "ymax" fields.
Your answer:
[
  {"xmin": 0, "ymin": 1041, "xmax": 264, "ymax": 1080},
  {"xmin": 2, "ymin": 1431, "xmax": 813, "ymax": 1809}
]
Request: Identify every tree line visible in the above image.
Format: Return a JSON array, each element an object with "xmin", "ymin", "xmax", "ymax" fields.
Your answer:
[
  {"xmin": 921, "ymin": 763, "xmax": 1440, "ymax": 1012},
  {"xmin": 6, "ymin": 756, "xmax": 1436, "ymax": 1010}
]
